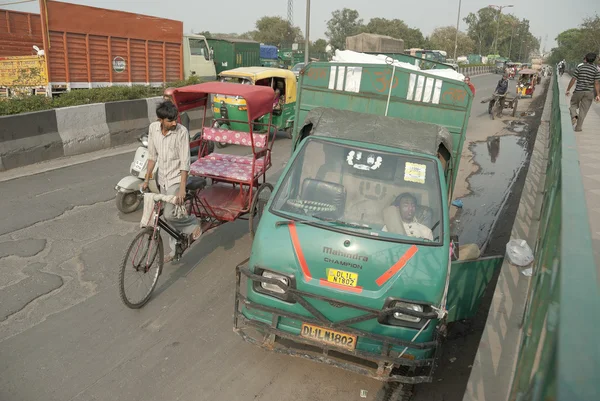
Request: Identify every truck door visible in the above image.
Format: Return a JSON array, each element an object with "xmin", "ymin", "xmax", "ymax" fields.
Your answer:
[
  {"xmin": 446, "ymin": 255, "xmax": 504, "ymax": 322},
  {"xmin": 186, "ymin": 37, "xmax": 216, "ymax": 81}
]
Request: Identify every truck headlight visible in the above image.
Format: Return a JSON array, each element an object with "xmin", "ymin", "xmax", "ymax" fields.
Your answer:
[
  {"xmin": 391, "ymin": 301, "xmax": 423, "ymax": 323},
  {"xmin": 253, "ymin": 268, "xmax": 296, "ymax": 303},
  {"xmin": 261, "ymin": 271, "xmax": 289, "ymax": 294}
]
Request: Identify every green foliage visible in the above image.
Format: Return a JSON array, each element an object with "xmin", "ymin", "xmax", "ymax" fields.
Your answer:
[
  {"xmin": 253, "ymin": 16, "xmax": 303, "ymax": 46},
  {"xmin": 464, "ymin": 7, "xmax": 539, "ymax": 61},
  {"xmin": 0, "ymin": 76, "xmax": 204, "ymax": 116},
  {"xmin": 325, "ymin": 8, "xmax": 364, "ymax": 50},
  {"xmin": 429, "ymin": 26, "xmax": 475, "ymax": 58},
  {"xmin": 548, "ymin": 15, "xmax": 600, "ymax": 65}
]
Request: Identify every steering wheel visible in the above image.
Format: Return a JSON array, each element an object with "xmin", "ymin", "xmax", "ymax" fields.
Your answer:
[{"xmin": 285, "ymin": 199, "xmax": 337, "ymax": 214}]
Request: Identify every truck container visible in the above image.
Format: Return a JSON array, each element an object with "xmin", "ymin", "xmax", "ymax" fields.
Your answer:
[
  {"xmin": 0, "ymin": 1, "xmax": 216, "ymax": 97},
  {"xmin": 345, "ymin": 33, "xmax": 405, "ymax": 54},
  {"xmin": 207, "ymin": 38, "xmax": 260, "ymax": 75},
  {"xmin": 259, "ymin": 44, "xmax": 279, "ymax": 67}
]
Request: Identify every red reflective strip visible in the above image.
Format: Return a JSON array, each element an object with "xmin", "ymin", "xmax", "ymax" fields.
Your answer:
[
  {"xmin": 375, "ymin": 245, "xmax": 418, "ymax": 287},
  {"xmin": 319, "ymin": 279, "xmax": 363, "ymax": 294},
  {"xmin": 288, "ymin": 223, "xmax": 312, "ymax": 280}
]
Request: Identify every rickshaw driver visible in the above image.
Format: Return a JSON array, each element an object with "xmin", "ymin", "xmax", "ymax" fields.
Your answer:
[
  {"xmin": 382, "ymin": 193, "xmax": 433, "ymax": 241},
  {"xmin": 142, "ymin": 101, "xmax": 202, "ymax": 263}
]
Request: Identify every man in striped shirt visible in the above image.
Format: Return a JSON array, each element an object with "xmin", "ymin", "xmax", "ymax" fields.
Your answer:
[
  {"xmin": 565, "ymin": 53, "xmax": 600, "ymax": 132},
  {"xmin": 142, "ymin": 101, "xmax": 202, "ymax": 262}
]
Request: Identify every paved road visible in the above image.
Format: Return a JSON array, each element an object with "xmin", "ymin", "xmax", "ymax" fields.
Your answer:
[{"xmin": 0, "ymin": 74, "xmax": 525, "ymax": 401}]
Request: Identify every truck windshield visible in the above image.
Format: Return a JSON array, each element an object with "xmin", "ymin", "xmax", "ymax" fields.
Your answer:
[{"xmin": 271, "ymin": 138, "xmax": 444, "ymax": 244}]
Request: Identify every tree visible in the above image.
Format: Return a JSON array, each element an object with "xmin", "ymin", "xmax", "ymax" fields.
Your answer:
[
  {"xmin": 581, "ymin": 15, "xmax": 600, "ymax": 56},
  {"xmin": 252, "ymin": 16, "xmax": 303, "ymax": 46},
  {"xmin": 325, "ymin": 8, "xmax": 364, "ymax": 50},
  {"xmin": 311, "ymin": 39, "xmax": 328, "ymax": 53},
  {"xmin": 464, "ymin": 7, "xmax": 499, "ymax": 55},
  {"xmin": 464, "ymin": 7, "xmax": 540, "ymax": 61},
  {"xmin": 360, "ymin": 18, "xmax": 427, "ymax": 49},
  {"xmin": 429, "ymin": 26, "xmax": 474, "ymax": 58},
  {"xmin": 548, "ymin": 15, "xmax": 600, "ymax": 65}
]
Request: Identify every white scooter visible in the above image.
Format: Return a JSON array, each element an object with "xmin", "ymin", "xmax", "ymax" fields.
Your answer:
[
  {"xmin": 115, "ymin": 132, "xmax": 212, "ymax": 213},
  {"xmin": 115, "ymin": 134, "xmax": 159, "ymax": 213}
]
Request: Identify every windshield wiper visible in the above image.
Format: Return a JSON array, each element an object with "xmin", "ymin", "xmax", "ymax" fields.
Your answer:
[{"xmin": 310, "ymin": 215, "xmax": 371, "ymax": 230}]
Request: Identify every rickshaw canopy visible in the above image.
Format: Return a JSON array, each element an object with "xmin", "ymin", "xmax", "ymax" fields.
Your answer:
[
  {"xmin": 218, "ymin": 67, "xmax": 297, "ymax": 104},
  {"xmin": 299, "ymin": 107, "xmax": 453, "ymax": 157},
  {"xmin": 171, "ymin": 82, "xmax": 275, "ymax": 121},
  {"xmin": 518, "ymin": 69, "xmax": 537, "ymax": 75}
]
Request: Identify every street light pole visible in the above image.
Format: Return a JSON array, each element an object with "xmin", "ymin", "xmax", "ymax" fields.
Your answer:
[
  {"xmin": 304, "ymin": 0, "xmax": 310, "ymax": 65},
  {"xmin": 453, "ymin": 0, "xmax": 462, "ymax": 61},
  {"xmin": 489, "ymin": 4, "xmax": 513, "ymax": 55}
]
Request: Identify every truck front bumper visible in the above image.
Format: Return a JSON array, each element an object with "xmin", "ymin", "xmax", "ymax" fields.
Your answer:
[{"xmin": 233, "ymin": 260, "xmax": 445, "ymax": 384}]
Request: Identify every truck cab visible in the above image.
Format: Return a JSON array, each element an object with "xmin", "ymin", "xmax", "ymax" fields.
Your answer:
[
  {"xmin": 182, "ymin": 34, "xmax": 217, "ymax": 81},
  {"xmin": 233, "ymin": 62, "xmax": 504, "ymax": 393}
]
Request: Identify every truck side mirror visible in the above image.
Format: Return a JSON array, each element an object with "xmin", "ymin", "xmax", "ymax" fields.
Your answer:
[{"xmin": 450, "ymin": 235, "xmax": 460, "ymax": 261}]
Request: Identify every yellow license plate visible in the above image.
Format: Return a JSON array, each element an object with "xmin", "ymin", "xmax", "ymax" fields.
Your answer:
[
  {"xmin": 300, "ymin": 323, "xmax": 357, "ymax": 350},
  {"xmin": 326, "ymin": 268, "xmax": 358, "ymax": 287}
]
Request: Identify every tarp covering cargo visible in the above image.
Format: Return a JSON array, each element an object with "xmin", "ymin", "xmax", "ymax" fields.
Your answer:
[
  {"xmin": 260, "ymin": 45, "xmax": 278, "ymax": 60},
  {"xmin": 299, "ymin": 107, "xmax": 453, "ymax": 157},
  {"xmin": 345, "ymin": 33, "xmax": 404, "ymax": 54}
]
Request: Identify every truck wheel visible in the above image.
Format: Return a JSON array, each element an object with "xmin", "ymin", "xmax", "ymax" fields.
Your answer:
[
  {"xmin": 116, "ymin": 192, "xmax": 141, "ymax": 214},
  {"xmin": 375, "ymin": 382, "xmax": 414, "ymax": 401}
]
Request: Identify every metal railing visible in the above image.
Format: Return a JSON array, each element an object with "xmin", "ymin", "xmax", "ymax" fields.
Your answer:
[{"xmin": 508, "ymin": 70, "xmax": 600, "ymax": 400}]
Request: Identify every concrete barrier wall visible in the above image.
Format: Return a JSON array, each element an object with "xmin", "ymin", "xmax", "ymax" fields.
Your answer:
[
  {"xmin": 56, "ymin": 103, "xmax": 110, "ymax": 157},
  {"xmin": 106, "ymin": 99, "xmax": 151, "ymax": 148},
  {"xmin": 0, "ymin": 96, "xmax": 205, "ymax": 172},
  {"xmin": 458, "ymin": 66, "xmax": 494, "ymax": 76},
  {"xmin": 0, "ymin": 110, "xmax": 64, "ymax": 171}
]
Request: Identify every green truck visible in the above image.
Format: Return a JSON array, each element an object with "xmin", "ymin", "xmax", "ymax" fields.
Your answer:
[
  {"xmin": 234, "ymin": 61, "xmax": 504, "ymax": 399},
  {"xmin": 206, "ymin": 38, "xmax": 260, "ymax": 75}
]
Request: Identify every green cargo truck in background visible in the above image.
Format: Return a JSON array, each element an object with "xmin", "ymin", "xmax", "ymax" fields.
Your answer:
[{"xmin": 207, "ymin": 38, "xmax": 261, "ymax": 75}]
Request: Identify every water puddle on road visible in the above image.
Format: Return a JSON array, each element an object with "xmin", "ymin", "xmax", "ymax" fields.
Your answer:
[{"xmin": 451, "ymin": 134, "xmax": 528, "ymax": 249}]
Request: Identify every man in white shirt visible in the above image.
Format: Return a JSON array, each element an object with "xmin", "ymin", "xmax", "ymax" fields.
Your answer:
[
  {"xmin": 382, "ymin": 193, "xmax": 433, "ymax": 241},
  {"xmin": 142, "ymin": 101, "xmax": 202, "ymax": 262}
]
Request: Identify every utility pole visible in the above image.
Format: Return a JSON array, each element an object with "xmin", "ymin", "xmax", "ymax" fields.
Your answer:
[
  {"xmin": 508, "ymin": 22, "xmax": 517, "ymax": 60},
  {"xmin": 453, "ymin": 0, "xmax": 462, "ymax": 61},
  {"xmin": 489, "ymin": 4, "xmax": 513, "ymax": 55},
  {"xmin": 304, "ymin": 0, "xmax": 310, "ymax": 64}
]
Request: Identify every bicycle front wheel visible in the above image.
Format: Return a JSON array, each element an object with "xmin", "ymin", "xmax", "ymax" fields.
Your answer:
[{"xmin": 119, "ymin": 227, "xmax": 164, "ymax": 309}]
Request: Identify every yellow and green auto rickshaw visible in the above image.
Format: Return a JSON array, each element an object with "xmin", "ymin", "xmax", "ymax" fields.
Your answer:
[
  {"xmin": 516, "ymin": 69, "xmax": 537, "ymax": 98},
  {"xmin": 213, "ymin": 67, "xmax": 297, "ymax": 147}
]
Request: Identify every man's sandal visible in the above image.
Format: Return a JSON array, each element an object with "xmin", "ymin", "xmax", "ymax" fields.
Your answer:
[{"xmin": 191, "ymin": 227, "xmax": 202, "ymax": 242}]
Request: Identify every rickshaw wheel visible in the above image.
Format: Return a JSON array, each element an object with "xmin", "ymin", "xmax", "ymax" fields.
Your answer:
[
  {"xmin": 249, "ymin": 183, "xmax": 274, "ymax": 239},
  {"xmin": 512, "ymin": 98, "xmax": 519, "ymax": 117},
  {"xmin": 215, "ymin": 141, "xmax": 227, "ymax": 148},
  {"xmin": 375, "ymin": 382, "xmax": 414, "ymax": 401}
]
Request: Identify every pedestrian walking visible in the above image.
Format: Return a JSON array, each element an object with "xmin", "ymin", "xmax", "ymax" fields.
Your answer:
[{"xmin": 565, "ymin": 53, "xmax": 600, "ymax": 132}]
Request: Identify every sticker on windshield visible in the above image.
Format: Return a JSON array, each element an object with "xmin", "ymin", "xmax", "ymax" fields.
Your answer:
[
  {"xmin": 404, "ymin": 162, "xmax": 426, "ymax": 183},
  {"xmin": 346, "ymin": 151, "xmax": 382, "ymax": 171}
]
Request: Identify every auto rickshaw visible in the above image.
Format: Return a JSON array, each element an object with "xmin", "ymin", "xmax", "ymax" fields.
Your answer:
[
  {"xmin": 214, "ymin": 67, "xmax": 297, "ymax": 145},
  {"xmin": 516, "ymin": 69, "xmax": 537, "ymax": 98}
]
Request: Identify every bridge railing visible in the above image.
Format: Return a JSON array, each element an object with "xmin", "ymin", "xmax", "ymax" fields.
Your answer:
[{"xmin": 507, "ymin": 69, "xmax": 600, "ymax": 400}]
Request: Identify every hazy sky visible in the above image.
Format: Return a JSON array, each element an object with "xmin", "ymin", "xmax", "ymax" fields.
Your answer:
[{"xmin": 6, "ymin": 0, "xmax": 599, "ymax": 49}]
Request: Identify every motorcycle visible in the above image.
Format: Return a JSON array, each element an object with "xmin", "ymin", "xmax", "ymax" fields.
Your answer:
[{"xmin": 115, "ymin": 132, "xmax": 212, "ymax": 214}]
